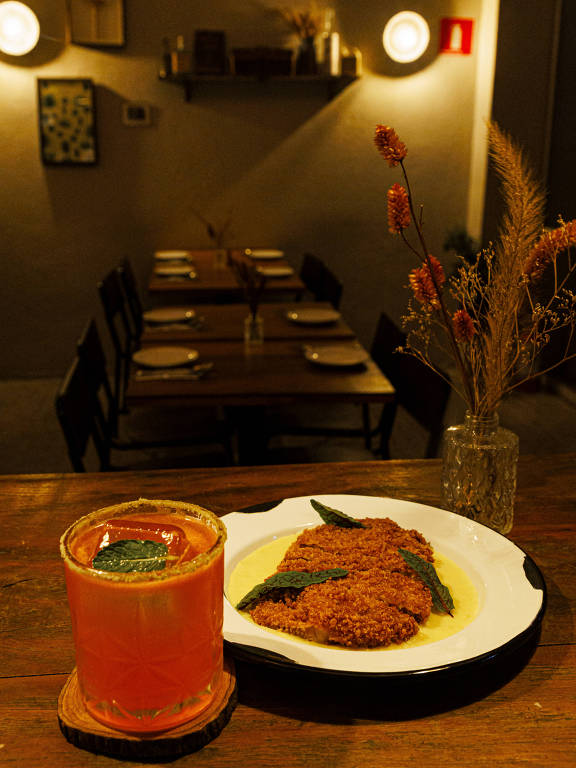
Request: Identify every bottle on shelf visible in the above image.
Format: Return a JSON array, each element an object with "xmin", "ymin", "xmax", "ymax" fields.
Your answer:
[
  {"xmin": 160, "ymin": 36, "xmax": 172, "ymax": 78},
  {"xmin": 171, "ymin": 35, "xmax": 193, "ymax": 75},
  {"xmin": 320, "ymin": 8, "xmax": 341, "ymax": 76}
]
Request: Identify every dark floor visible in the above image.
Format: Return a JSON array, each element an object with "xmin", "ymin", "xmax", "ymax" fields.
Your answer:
[{"xmin": 1, "ymin": 377, "xmax": 576, "ymax": 475}]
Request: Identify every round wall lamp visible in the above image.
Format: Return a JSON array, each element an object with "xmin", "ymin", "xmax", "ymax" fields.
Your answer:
[
  {"xmin": 382, "ymin": 11, "xmax": 430, "ymax": 63},
  {"xmin": 0, "ymin": 1, "xmax": 40, "ymax": 55}
]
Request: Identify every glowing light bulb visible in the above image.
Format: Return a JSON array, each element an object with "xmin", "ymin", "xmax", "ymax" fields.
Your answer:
[
  {"xmin": 0, "ymin": 2, "xmax": 40, "ymax": 56},
  {"xmin": 383, "ymin": 11, "xmax": 430, "ymax": 64}
]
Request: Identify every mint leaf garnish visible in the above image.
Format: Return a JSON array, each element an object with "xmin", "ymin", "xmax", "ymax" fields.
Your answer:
[
  {"xmin": 310, "ymin": 499, "xmax": 367, "ymax": 528},
  {"xmin": 236, "ymin": 568, "xmax": 348, "ymax": 611},
  {"xmin": 92, "ymin": 539, "xmax": 169, "ymax": 573},
  {"xmin": 399, "ymin": 548, "xmax": 454, "ymax": 616}
]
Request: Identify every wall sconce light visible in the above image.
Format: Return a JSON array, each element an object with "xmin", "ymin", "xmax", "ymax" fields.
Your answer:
[
  {"xmin": 382, "ymin": 11, "xmax": 430, "ymax": 63},
  {"xmin": 0, "ymin": 1, "xmax": 40, "ymax": 55}
]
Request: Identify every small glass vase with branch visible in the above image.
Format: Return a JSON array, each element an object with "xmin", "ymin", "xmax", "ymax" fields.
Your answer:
[
  {"xmin": 229, "ymin": 254, "xmax": 267, "ymax": 347},
  {"xmin": 374, "ymin": 121, "xmax": 576, "ymax": 532},
  {"xmin": 191, "ymin": 208, "xmax": 233, "ymax": 268}
]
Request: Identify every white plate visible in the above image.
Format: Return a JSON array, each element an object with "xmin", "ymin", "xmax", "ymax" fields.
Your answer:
[
  {"xmin": 221, "ymin": 495, "xmax": 546, "ymax": 676},
  {"xmin": 246, "ymin": 249, "xmax": 284, "ymax": 260},
  {"xmin": 154, "ymin": 264, "xmax": 195, "ymax": 276},
  {"xmin": 256, "ymin": 266, "xmax": 294, "ymax": 278},
  {"xmin": 132, "ymin": 346, "xmax": 199, "ymax": 369},
  {"xmin": 304, "ymin": 344, "xmax": 369, "ymax": 366},
  {"xmin": 286, "ymin": 308, "xmax": 341, "ymax": 325},
  {"xmin": 143, "ymin": 308, "xmax": 196, "ymax": 324},
  {"xmin": 154, "ymin": 250, "xmax": 192, "ymax": 261}
]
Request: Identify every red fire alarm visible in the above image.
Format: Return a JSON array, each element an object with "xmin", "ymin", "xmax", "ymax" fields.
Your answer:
[{"xmin": 440, "ymin": 18, "xmax": 473, "ymax": 55}]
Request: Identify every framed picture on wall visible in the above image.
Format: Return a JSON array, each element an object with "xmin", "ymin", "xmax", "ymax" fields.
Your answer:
[
  {"xmin": 67, "ymin": 0, "xmax": 125, "ymax": 47},
  {"xmin": 37, "ymin": 79, "xmax": 98, "ymax": 166}
]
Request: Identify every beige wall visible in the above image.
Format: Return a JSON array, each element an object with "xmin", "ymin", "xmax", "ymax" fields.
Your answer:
[{"xmin": 1, "ymin": 0, "xmax": 486, "ymax": 377}]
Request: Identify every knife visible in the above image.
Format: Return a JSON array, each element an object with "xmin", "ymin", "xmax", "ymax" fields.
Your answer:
[{"xmin": 135, "ymin": 362, "xmax": 214, "ymax": 381}]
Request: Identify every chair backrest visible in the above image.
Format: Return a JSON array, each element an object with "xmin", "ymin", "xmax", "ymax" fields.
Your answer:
[
  {"xmin": 299, "ymin": 253, "xmax": 343, "ymax": 308},
  {"xmin": 300, "ymin": 253, "xmax": 323, "ymax": 293},
  {"xmin": 371, "ymin": 313, "xmax": 451, "ymax": 457},
  {"xmin": 55, "ymin": 356, "xmax": 111, "ymax": 472},
  {"xmin": 117, "ymin": 257, "xmax": 144, "ymax": 338},
  {"xmin": 317, "ymin": 266, "xmax": 343, "ymax": 309},
  {"xmin": 97, "ymin": 268, "xmax": 136, "ymax": 412},
  {"xmin": 77, "ymin": 318, "xmax": 117, "ymax": 434}
]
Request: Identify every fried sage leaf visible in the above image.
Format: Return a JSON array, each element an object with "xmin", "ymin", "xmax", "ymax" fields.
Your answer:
[
  {"xmin": 310, "ymin": 499, "xmax": 367, "ymax": 528},
  {"xmin": 92, "ymin": 539, "xmax": 169, "ymax": 573},
  {"xmin": 399, "ymin": 548, "xmax": 454, "ymax": 616},
  {"xmin": 236, "ymin": 568, "xmax": 348, "ymax": 611}
]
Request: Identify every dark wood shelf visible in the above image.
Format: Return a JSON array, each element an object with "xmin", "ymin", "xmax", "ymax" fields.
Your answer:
[{"xmin": 159, "ymin": 72, "xmax": 359, "ymax": 101}]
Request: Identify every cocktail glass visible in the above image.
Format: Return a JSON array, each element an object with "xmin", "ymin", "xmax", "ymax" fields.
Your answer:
[{"xmin": 60, "ymin": 498, "xmax": 226, "ymax": 734}]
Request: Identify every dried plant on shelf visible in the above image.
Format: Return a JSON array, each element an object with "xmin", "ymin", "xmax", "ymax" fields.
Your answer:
[
  {"xmin": 229, "ymin": 253, "xmax": 267, "ymax": 319},
  {"xmin": 276, "ymin": 3, "xmax": 322, "ymax": 39},
  {"xmin": 375, "ymin": 121, "xmax": 576, "ymax": 417}
]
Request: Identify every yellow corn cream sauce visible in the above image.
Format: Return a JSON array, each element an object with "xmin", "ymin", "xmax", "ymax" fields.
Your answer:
[{"xmin": 227, "ymin": 533, "xmax": 479, "ymax": 649}]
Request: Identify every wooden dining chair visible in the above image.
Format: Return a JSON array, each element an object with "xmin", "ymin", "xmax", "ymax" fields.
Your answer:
[
  {"xmin": 56, "ymin": 353, "xmax": 201, "ymax": 473},
  {"xmin": 55, "ymin": 355, "xmax": 113, "ymax": 472},
  {"xmin": 97, "ymin": 267, "xmax": 138, "ymax": 416},
  {"xmin": 299, "ymin": 253, "xmax": 343, "ymax": 309},
  {"xmin": 117, "ymin": 257, "xmax": 144, "ymax": 339},
  {"xmin": 76, "ymin": 318, "xmax": 235, "ymax": 463},
  {"xmin": 76, "ymin": 317, "xmax": 119, "ymax": 436},
  {"xmin": 367, "ymin": 313, "xmax": 451, "ymax": 458}
]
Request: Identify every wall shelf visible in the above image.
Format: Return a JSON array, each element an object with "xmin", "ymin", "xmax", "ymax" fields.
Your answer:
[{"xmin": 159, "ymin": 73, "xmax": 359, "ymax": 102}]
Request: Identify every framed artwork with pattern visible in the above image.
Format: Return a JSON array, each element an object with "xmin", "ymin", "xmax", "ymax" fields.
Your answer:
[{"xmin": 37, "ymin": 79, "xmax": 98, "ymax": 166}]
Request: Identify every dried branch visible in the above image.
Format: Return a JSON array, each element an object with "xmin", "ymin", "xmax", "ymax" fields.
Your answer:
[{"xmin": 375, "ymin": 121, "xmax": 576, "ymax": 416}]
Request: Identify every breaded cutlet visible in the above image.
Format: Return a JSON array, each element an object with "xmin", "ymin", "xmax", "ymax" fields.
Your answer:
[{"xmin": 247, "ymin": 517, "xmax": 434, "ymax": 648}]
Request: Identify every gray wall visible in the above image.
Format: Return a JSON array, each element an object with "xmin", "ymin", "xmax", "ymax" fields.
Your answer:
[{"xmin": 3, "ymin": 0, "xmax": 484, "ymax": 377}]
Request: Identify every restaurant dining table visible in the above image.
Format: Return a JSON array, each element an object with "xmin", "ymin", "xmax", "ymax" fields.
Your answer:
[
  {"xmin": 126, "ymin": 338, "xmax": 394, "ymax": 462},
  {"xmin": 127, "ymin": 341, "xmax": 391, "ymax": 408},
  {"xmin": 141, "ymin": 302, "xmax": 356, "ymax": 343},
  {"xmin": 148, "ymin": 249, "xmax": 306, "ymax": 303},
  {"xmin": 2, "ymin": 454, "xmax": 575, "ymax": 767}
]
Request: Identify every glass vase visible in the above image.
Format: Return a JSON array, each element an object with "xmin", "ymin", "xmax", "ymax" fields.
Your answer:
[
  {"xmin": 213, "ymin": 248, "xmax": 228, "ymax": 270},
  {"xmin": 441, "ymin": 411, "xmax": 519, "ymax": 534},
  {"xmin": 244, "ymin": 313, "xmax": 264, "ymax": 349}
]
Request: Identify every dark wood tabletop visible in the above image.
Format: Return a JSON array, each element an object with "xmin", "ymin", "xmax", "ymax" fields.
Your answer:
[
  {"xmin": 1, "ymin": 454, "xmax": 575, "ymax": 767},
  {"xmin": 148, "ymin": 250, "xmax": 305, "ymax": 302},
  {"xmin": 126, "ymin": 339, "xmax": 394, "ymax": 408},
  {"xmin": 141, "ymin": 302, "xmax": 356, "ymax": 343}
]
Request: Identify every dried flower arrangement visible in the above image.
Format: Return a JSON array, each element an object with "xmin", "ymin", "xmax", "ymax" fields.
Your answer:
[
  {"xmin": 229, "ymin": 253, "xmax": 267, "ymax": 319},
  {"xmin": 375, "ymin": 121, "xmax": 576, "ymax": 417},
  {"xmin": 277, "ymin": 3, "xmax": 322, "ymax": 39}
]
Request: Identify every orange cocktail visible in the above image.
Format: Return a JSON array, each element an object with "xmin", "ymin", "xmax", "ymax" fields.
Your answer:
[{"xmin": 60, "ymin": 498, "xmax": 226, "ymax": 734}]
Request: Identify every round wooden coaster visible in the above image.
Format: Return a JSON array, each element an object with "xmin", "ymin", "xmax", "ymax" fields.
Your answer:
[{"xmin": 58, "ymin": 657, "xmax": 237, "ymax": 761}]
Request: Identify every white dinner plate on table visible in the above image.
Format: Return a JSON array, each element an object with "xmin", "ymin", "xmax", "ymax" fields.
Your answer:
[
  {"xmin": 246, "ymin": 249, "xmax": 284, "ymax": 260},
  {"xmin": 257, "ymin": 266, "xmax": 294, "ymax": 278},
  {"xmin": 304, "ymin": 344, "xmax": 369, "ymax": 366},
  {"xmin": 143, "ymin": 308, "xmax": 196, "ymax": 324},
  {"xmin": 132, "ymin": 346, "xmax": 199, "ymax": 368},
  {"xmin": 154, "ymin": 264, "xmax": 195, "ymax": 277},
  {"xmin": 154, "ymin": 250, "xmax": 192, "ymax": 261},
  {"xmin": 286, "ymin": 308, "xmax": 341, "ymax": 325},
  {"xmin": 221, "ymin": 494, "xmax": 546, "ymax": 677}
]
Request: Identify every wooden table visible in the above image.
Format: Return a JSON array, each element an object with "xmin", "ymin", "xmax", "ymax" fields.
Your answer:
[
  {"xmin": 1, "ymin": 455, "xmax": 574, "ymax": 767},
  {"xmin": 148, "ymin": 250, "xmax": 306, "ymax": 303},
  {"xmin": 127, "ymin": 339, "xmax": 393, "ymax": 461},
  {"xmin": 127, "ymin": 340, "xmax": 392, "ymax": 408},
  {"xmin": 142, "ymin": 302, "xmax": 356, "ymax": 343}
]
